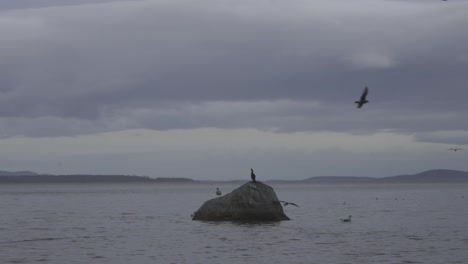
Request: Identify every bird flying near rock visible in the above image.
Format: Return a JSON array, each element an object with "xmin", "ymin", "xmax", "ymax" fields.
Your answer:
[{"xmin": 279, "ymin": 201, "xmax": 300, "ymax": 207}]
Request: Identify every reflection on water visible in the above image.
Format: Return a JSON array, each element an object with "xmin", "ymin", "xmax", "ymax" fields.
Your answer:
[{"xmin": 0, "ymin": 183, "xmax": 467, "ymax": 263}]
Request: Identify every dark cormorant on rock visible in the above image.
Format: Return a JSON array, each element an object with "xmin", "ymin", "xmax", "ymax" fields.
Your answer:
[
  {"xmin": 279, "ymin": 201, "xmax": 299, "ymax": 207},
  {"xmin": 355, "ymin": 86, "xmax": 369, "ymax": 108},
  {"xmin": 216, "ymin": 187, "xmax": 222, "ymax": 196},
  {"xmin": 340, "ymin": 215, "xmax": 352, "ymax": 222},
  {"xmin": 250, "ymin": 168, "xmax": 256, "ymax": 182}
]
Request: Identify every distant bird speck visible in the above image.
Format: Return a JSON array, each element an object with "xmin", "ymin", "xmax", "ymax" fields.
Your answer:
[
  {"xmin": 355, "ymin": 86, "xmax": 369, "ymax": 108},
  {"xmin": 250, "ymin": 168, "xmax": 256, "ymax": 182},
  {"xmin": 448, "ymin": 148, "xmax": 463, "ymax": 151},
  {"xmin": 279, "ymin": 201, "xmax": 300, "ymax": 207},
  {"xmin": 216, "ymin": 187, "xmax": 222, "ymax": 196},
  {"xmin": 341, "ymin": 215, "xmax": 352, "ymax": 222}
]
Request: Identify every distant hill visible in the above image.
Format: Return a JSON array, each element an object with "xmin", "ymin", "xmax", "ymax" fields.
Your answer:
[
  {"xmin": 302, "ymin": 176, "xmax": 376, "ymax": 183},
  {"xmin": 154, "ymin": 177, "xmax": 197, "ymax": 183},
  {"xmin": 0, "ymin": 170, "xmax": 40, "ymax": 176},
  {"xmin": 380, "ymin": 169, "xmax": 468, "ymax": 183},
  {"xmin": 0, "ymin": 175, "xmax": 197, "ymax": 184},
  {"xmin": 301, "ymin": 169, "xmax": 468, "ymax": 183}
]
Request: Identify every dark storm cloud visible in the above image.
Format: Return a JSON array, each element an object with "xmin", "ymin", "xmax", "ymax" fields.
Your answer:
[{"xmin": 0, "ymin": 0, "xmax": 467, "ymax": 142}]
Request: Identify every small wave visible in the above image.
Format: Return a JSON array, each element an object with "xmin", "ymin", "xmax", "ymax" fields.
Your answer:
[
  {"xmin": 5, "ymin": 237, "xmax": 66, "ymax": 244},
  {"xmin": 26, "ymin": 227, "xmax": 53, "ymax": 231},
  {"xmin": 1, "ymin": 235, "xmax": 108, "ymax": 245},
  {"xmin": 405, "ymin": 235, "xmax": 423, "ymax": 241}
]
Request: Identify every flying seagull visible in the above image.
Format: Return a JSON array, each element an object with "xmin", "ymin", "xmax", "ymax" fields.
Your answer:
[
  {"xmin": 355, "ymin": 86, "xmax": 369, "ymax": 108},
  {"xmin": 340, "ymin": 215, "xmax": 352, "ymax": 222},
  {"xmin": 448, "ymin": 148, "xmax": 463, "ymax": 151},
  {"xmin": 279, "ymin": 201, "xmax": 300, "ymax": 207},
  {"xmin": 216, "ymin": 187, "xmax": 222, "ymax": 196},
  {"xmin": 250, "ymin": 168, "xmax": 256, "ymax": 182}
]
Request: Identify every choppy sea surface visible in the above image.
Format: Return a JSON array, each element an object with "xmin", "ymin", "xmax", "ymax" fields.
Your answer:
[{"xmin": 1, "ymin": 182, "xmax": 467, "ymax": 264}]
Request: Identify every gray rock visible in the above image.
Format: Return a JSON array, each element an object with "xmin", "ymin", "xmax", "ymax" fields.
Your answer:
[{"xmin": 192, "ymin": 181, "xmax": 290, "ymax": 221}]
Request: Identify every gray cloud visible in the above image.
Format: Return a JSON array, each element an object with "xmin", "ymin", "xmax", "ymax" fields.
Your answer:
[
  {"xmin": 415, "ymin": 131, "xmax": 468, "ymax": 145},
  {"xmin": 0, "ymin": 0, "xmax": 467, "ymax": 143},
  {"xmin": 0, "ymin": 0, "xmax": 142, "ymax": 11}
]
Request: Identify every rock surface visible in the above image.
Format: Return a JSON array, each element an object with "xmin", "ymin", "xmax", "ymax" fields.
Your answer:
[{"xmin": 192, "ymin": 181, "xmax": 290, "ymax": 221}]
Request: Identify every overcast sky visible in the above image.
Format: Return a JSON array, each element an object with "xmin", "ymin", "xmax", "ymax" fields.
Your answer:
[{"xmin": 0, "ymin": 0, "xmax": 467, "ymax": 180}]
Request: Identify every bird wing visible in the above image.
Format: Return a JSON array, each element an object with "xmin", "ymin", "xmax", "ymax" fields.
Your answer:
[
  {"xmin": 360, "ymin": 87, "xmax": 368, "ymax": 100},
  {"xmin": 279, "ymin": 201, "xmax": 299, "ymax": 207}
]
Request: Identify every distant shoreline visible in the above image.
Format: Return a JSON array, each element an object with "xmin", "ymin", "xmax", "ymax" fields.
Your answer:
[
  {"xmin": 0, "ymin": 175, "xmax": 196, "ymax": 184},
  {"xmin": 1, "ymin": 169, "xmax": 468, "ymax": 184}
]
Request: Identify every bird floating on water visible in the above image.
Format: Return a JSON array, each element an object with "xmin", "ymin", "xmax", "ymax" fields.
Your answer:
[
  {"xmin": 279, "ymin": 201, "xmax": 300, "ymax": 207},
  {"xmin": 448, "ymin": 147, "xmax": 463, "ymax": 151},
  {"xmin": 250, "ymin": 168, "xmax": 256, "ymax": 183},
  {"xmin": 216, "ymin": 187, "xmax": 222, "ymax": 196},
  {"xmin": 340, "ymin": 215, "xmax": 352, "ymax": 222},
  {"xmin": 355, "ymin": 86, "xmax": 369, "ymax": 108}
]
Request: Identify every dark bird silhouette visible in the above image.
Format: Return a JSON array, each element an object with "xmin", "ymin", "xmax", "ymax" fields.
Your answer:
[
  {"xmin": 340, "ymin": 215, "xmax": 352, "ymax": 222},
  {"xmin": 355, "ymin": 86, "xmax": 369, "ymax": 108},
  {"xmin": 448, "ymin": 147, "xmax": 462, "ymax": 151},
  {"xmin": 216, "ymin": 187, "xmax": 222, "ymax": 196},
  {"xmin": 279, "ymin": 201, "xmax": 299, "ymax": 207},
  {"xmin": 250, "ymin": 168, "xmax": 256, "ymax": 182}
]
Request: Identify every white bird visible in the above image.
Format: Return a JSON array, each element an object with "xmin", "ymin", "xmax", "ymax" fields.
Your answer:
[
  {"xmin": 340, "ymin": 215, "xmax": 352, "ymax": 222},
  {"xmin": 216, "ymin": 187, "xmax": 222, "ymax": 196},
  {"xmin": 355, "ymin": 87, "xmax": 369, "ymax": 108}
]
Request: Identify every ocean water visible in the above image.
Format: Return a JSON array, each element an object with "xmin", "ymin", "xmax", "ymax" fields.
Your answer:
[{"xmin": 1, "ymin": 182, "xmax": 467, "ymax": 264}]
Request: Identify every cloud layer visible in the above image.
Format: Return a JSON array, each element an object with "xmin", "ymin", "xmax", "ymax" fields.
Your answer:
[{"xmin": 1, "ymin": 0, "xmax": 467, "ymax": 138}]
